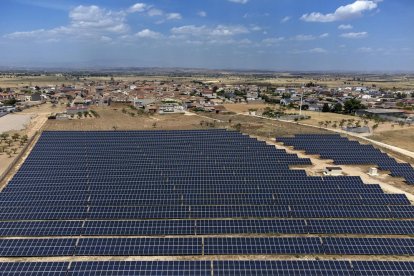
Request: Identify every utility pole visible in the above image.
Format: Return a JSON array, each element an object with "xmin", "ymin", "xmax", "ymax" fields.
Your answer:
[{"xmin": 299, "ymin": 86, "xmax": 304, "ymax": 117}]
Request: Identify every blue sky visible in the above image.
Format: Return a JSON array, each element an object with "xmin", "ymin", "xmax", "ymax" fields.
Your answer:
[{"xmin": 0, "ymin": 0, "xmax": 413, "ymax": 71}]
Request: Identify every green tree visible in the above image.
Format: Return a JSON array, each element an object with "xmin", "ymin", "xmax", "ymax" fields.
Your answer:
[
  {"xmin": 12, "ymin": 133, "xmax": 20, "ymax": 141},
  {"xmin": 0, "ymin": 133, "xmax": 9, "ymax": 141},
  {"xmin": 343, "ymin": 98, "xmax": 365, "ymax": 114},
  {"xmin": 21, "ymin": 135, "xmax": 28, "ymax": 144},
  {"xmin": 331, "ymin": 103, "xmax": 343, "ymax": 113},
  {"xmin": 322, "ymin": 103, "xmax": 330, "ymax": 112}
]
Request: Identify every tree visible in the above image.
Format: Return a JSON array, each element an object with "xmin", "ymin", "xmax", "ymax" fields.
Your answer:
[
  {"xmin": 343, "ymin": 98, "xmax": 365, "ymax": 114},
  {"xmin": 3, "ymin": 98, "xmax": 17, "ymax": 105},
  {"xmin": 152, "ymin": 122, "xmax": 157, "ymax": 128},
  {"xmin": 318, "ymin": 121, "xmax": 324, "ymax": 128},
  {"xmin": 0, "ymin": 133, "xmax": 9, "ymax": 141},
  {"xmin": 331, "ymin": 103, "xmax": 343, "ymax": 113},
  {"xmin": 372, "ymin": 123, "xmax": 379, "ymax": 132},
  {"xmin": 11, "ymin": 148, "xmax": 17, "ymax": 154},
  {"xmin": 5, "ymin": 139, "xmax": 12, "ymax": 147},
  {"xmin": 12, "ymin": 133, "xmax": 20, "ymax": 141},
  {"xmin": 21, "ymin": 135, "xmax": 28, "ymax": 144},
  {"xmin": 322, "ymin": 103, "xmax": 330, "ymax": 113},
  {"xmin": 234, "ymin": 123, "xmax": 242, "ymax": 131}
]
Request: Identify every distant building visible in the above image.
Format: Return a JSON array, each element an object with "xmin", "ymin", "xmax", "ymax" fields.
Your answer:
[
  {"xmin": 356, "ymin": 109, "xmax": 405, "ymax": 118},
  {"xmin": 66, "ymin": 106, "xmax": 89, "ymax": 115},
  {"xmin": 132, "ymin": 98, "xmax": 156, "ymax": 108}
]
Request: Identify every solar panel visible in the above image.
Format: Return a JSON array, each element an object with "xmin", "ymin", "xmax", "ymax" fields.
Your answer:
[
  {"xmin": 352, "ymin": 261, "xmax": 414, "ymax": 276},
  {"xmin": 323, "ymin": 237, "xmax": 414, "ymax": 255},
  {"xmin": 214, "ymin": 260, "xmax": 353, "ymax": 276},
  {"xmin": 83, "ymin": 220, "xmax": 194, "ymax": 236},
  {"xmin": 68, "ymin": 261, "xmax": 210, "ymax": 276},
  {"xmin": 0, "ymin": 239, "xmax": 76, "ymax": 257},
  {"xmin": 204, "ymin": 237, "xmax": 323, "ymax": 255},
  {"xmin": 0, "ymin": 262, "xmax": 69, "ymax": 276},
  {"xmin": 76, "ymin": 238, "xmax": 202, "ymax": 256}
]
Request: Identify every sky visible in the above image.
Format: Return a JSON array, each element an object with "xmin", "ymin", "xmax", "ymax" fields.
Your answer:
[{"xmin": 0, "ymin": 0, "xmax": 413, "ymax": 71}]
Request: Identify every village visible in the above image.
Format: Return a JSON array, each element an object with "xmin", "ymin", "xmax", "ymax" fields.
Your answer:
[{"xmin": 1, "ymin": 73, "xmax": 413, "ymax": 127}]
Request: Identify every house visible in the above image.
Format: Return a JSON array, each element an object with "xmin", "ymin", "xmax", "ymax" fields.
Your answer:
[
  {"xmin": 66, "ymin": 106, "xmax": 89, "ymax": 115},
  {"xmin": 159, "ymin": 103, "xmax": 185, "ymax": 114},
  {"xmin": 324, "ymin": 167, "xmax": 343, "ymax": 176},
  {"xmin": 355, "ymin": 109, "xmax": 405, "ymax": 118},
  {"xmin": 31, "ymin": 92, "xmax": 43, "ymax": 101},
  {"xmin": 0, "ymin": 93, "xmax": 14, "ymax": 102},
  {"xmin": 132, "ymin": 98, "xmax": 156, "ymax": 108}
]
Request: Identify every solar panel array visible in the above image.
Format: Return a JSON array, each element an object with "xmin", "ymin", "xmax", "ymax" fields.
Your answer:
[
  {"xmin": 2, "ymin": 261, "xmax": 414, "ymax": 275},
  {"xmin": 1, "ymin": 130, "xmax": 414, "ymax": 273},
  {"xmin": 277, "ymin": 134, "xmax": 414, "ymax": 184}
]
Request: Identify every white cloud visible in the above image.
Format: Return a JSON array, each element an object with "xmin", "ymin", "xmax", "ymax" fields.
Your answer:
[
  {"xmin": 100, "ymin": 36, "xmax": 112, "ymax": 42},
  {"xmin": 292, "ymin": 34, "xmax": 317, "ymax": 41},
  {"xmin": 148, "ymin": 8, "xmax": 163, "ymax": 17},
  {"xmin": 262, "ymin": 37, "xmax": 285, "ymax": 45},
  {"xmin": 281, "ymin": 16, "xmax": 291, "ymax": 23},
  {"xmin": 136, "ymin": 29, "xmax": 162, "ymax": 39},
  {"xmin": 320, "ymin": 33, "xmax": 329, "ymax": 38},
  {"xmin": 340, "ymin": 31, "xmax": 368, "ymax": 38},
  {"xmin": 301, "ymin": 0, "xmax": 380, "ymax": 22},
  {"xmin": 309, "ymin": 47, "xmax": 327, "ymax": 53},
  {"xmin": 69, "ymin": 5, "xmax": 128, "ymax": 33},
  {"xmin": 5, "ymin": 5, "xmax": 129, "ymax": 40},
  {"xmin": 250, "ymin": 25, "xmax": 262, "ymax": 32},
  {"xmin": 166, "ymin": 13, "xmax": 182, "ymax": 20},
  {"xmin": 197, "ymin": 11, "xmax": 207, "ymax": 17},
  {"xmin": 357, "ymin": 47, "xmax": 373, "ymax": 52},
  {"xmin": 228, "ymin": 0, "xmax": 249, "ymax": 4},
  {"xmin": 171, "ymin": 25, "xmax": 249, "ymax": 37},
  {"xmin": 127, "ymin": 3, "xmax": 148, "ymax": 13},
  {"xmin": 338, "ymin": 24, "xmax": 353, "ymax": 30},
  {"xmin": 290, "ymin": 48, "xmax": 328, "ymax": 54}
]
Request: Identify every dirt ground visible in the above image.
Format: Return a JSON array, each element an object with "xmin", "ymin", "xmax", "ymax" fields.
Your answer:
[
  {"xmin": 0, "ymin": 103, "xmax": 64, "ymax": 178},
  {"xmin": 44, "ymin": 104, "xmax": 217, "ymax": 131},
  {"xmin": 370, "ymin": 128, "xmax": 414, "ymax": 152},
  {"xmin": 223, "ymin": 103, "xmax": 414, "ymax": 152}
]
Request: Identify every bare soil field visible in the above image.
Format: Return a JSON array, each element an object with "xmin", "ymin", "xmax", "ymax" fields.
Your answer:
[
  {"xmin": 44, "ymin": 104, "xmax": 217, "ymax": 131},
  {"xmin": 223, "ymin": 103, "xmax": 414, "ymax": 152},
  {"xmin": 0, "ymin": 103, "xmax": 65, "ymax": 178},
  {"xmin": 0, "ymin": 114, "xmax": 31, "ymax": 133},
  {"xmin": 370, "ymin": 128, "xmax": 414, "ymax": 152}
]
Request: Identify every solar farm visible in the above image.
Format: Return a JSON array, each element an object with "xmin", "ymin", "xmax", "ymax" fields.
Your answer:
[
  {"xmin": 1, "ymin": 129, "xmax": 414, "ymax": 274},
  {"xmin": 277, "ymin": 134, "xmax": 414, "ymax": 184}
]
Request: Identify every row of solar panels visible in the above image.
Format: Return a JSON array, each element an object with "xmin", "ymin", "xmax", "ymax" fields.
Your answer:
[
  {"xmin": 1, "ymin": 186, "xmax": 386, "ymax": 195},
  {"xmin": 277, "ymin": 134, "xmax": 414, "ymax": 184},
  {"xmin": 2, "ymin": 219, "xmax": 414, "ymax": 236},
  {"xmin": 1, "ymin": 237, "xmax": 414, "ymax": 256},
  {"xmin": 2, "ymin": 260, "xmax": 414, "ymax": 276},
  {"xmin": 1, "ymin": 205, "xmax": 414, "ymax": 220},
  {"xmin": 0, "ymin": 196, "xmax": 408, "ymax": 207}
]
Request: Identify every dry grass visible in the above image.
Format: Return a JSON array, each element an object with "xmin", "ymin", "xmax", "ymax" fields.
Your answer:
[
  {"xmin": 44, "ymin": 104, "xmax": 217, "ymax": 131},
  {"xmin": 370, "ymin": 128, "xmax": 414, "ymax": 152}
]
